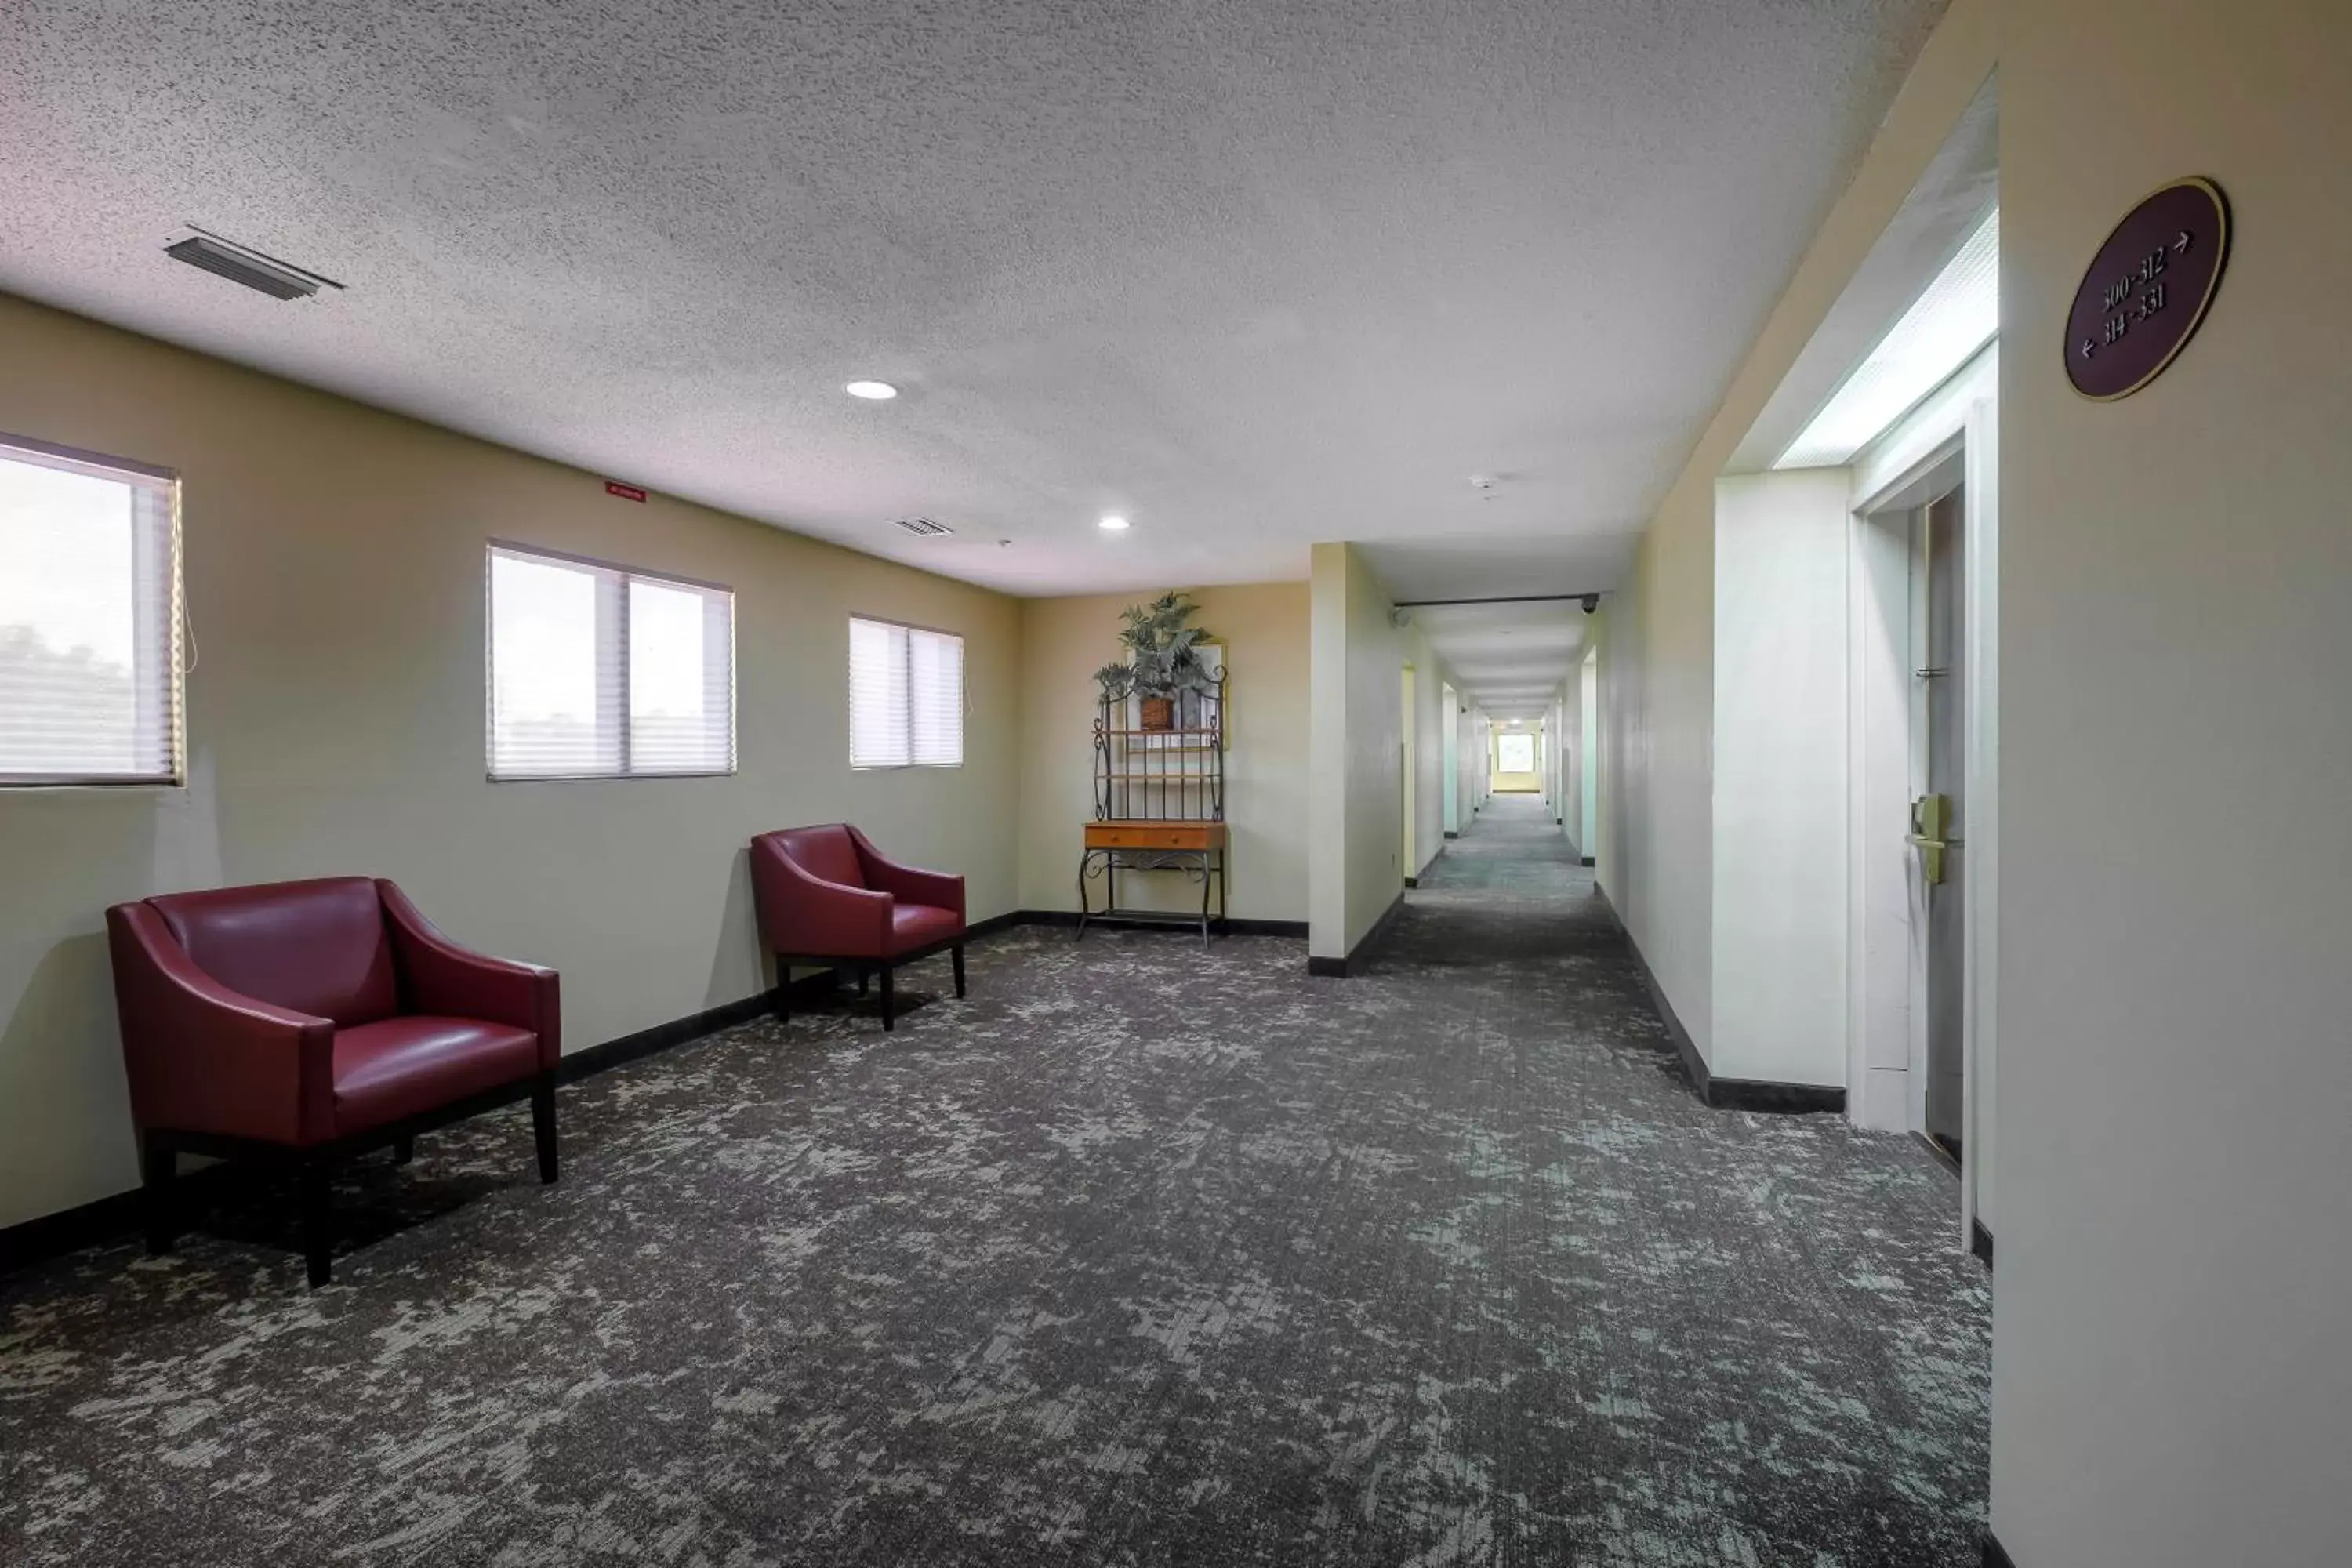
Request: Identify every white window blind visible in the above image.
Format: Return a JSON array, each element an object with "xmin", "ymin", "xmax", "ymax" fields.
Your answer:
[
  {"xmin": 1497, "ymin": 732, "xmax": 1536, "ymax": 773},
  {"xmin": 848, "ymin": 616, "xmax": 964, "ymax": 768},
  {"xmin": 0, "ymin": 436, "xmax": 183, "ymax": 786},
  {"xmin": 487, "ymin": 543, "xmax": 732, "ymax": 780}
]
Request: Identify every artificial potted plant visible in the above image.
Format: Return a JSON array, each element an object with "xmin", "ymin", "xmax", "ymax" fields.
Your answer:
[{"xmin": 1094, "ymin": 590, "xmax": 1217, "ymax": 731}]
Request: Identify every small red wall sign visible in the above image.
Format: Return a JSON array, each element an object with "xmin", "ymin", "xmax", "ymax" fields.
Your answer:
[
  {"xmin": 2066, "ymin": 176, "xmax": 2230, "ymax": 401},
  {"xmin": 604, "ymin": 480, "xmax": 648, "ymax": 503}
]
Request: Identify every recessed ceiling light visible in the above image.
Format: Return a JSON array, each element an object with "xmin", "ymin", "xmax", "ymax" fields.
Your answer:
[
  {"xmin": 1098, "ymin": 514, "xmax": 1131, "ymax": 532},
  {"xmin": 845, "ymin": 379, "xmax": 898, "ymax": 400}
]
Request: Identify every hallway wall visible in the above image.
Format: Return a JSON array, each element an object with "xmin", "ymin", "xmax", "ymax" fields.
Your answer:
[
  {"xmin": 1456, "ymin": 703, "xmax": 1483, "ymax": 839},
  {"xmin": 1308, "ymin": 550, "xmax": 1470, "ymax": 949},
  {"xmin": 1557, "ymin": 682, "xmax": 1584, "ymax": 857},
  {"xmin": 1307, "ymin": 543, "xmax": 1403, "ymax": 960},
  {"xmin": 1405, "ymin": 623, "xmax": 1450, "ymax": 880},
  {"xmin": 1710, "ymin": 469, "xmax": 1852, "ymax": 1087},
  {"xmin": 1589, "ymin": 0, "xmax": 1994, "ymax": 1071},
  {"xmin": 1989, "ymin": 1, "xmax": 2352, "ymax": 1562}
]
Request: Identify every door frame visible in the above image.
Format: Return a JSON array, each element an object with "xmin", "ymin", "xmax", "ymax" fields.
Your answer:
[
  {"xmin": 1846, "ymin": 400, "xmax": 1999, "ymax": 1248},
  {"xmin": 1440, "ymin": 681, "xmax": 1460, "ymax": 833},
  {"xmin": 1401, "ymin": 665, "xmax": 1417, "ymax": 880}
]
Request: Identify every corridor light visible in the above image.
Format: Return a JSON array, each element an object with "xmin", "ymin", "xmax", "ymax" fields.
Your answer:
[
  {"xmin": 1776, "ymin": 206, "xmax": 1999, "ymax": 470},
  {"xmin": 1098, "ymin": 514, "xmax": 1131, "ymax": 532},
  {"xmin": 844, "ymin": 379, "xmax": 898, "ymax": 400}
]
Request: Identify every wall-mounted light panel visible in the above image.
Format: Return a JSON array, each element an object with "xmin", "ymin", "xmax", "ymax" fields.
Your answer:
[{"xmin": 1777, "ymin": 207, "xmax": 1999, "ymax": 470}]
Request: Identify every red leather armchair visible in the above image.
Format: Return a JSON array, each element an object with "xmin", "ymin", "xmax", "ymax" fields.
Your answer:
[
  {"xmin": 106, "ymin": 877, "xmax": 560, "ymax": 1286},
  {"xmin": 750, "ymin": 826, "xmax": 966, "ymax": 1031}
]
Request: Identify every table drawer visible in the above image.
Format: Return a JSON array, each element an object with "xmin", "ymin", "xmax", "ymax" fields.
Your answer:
[{"xmin": 1086, "ymin": 822, "xmax": 1226, "ymax": 851}]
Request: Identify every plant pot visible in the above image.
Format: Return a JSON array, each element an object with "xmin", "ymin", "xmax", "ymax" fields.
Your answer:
[{"xmin": 1139, "ymin": 696, "xmax": 1176, "ymax": 731}]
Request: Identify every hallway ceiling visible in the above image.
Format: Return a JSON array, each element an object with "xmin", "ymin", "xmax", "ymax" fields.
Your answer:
[
  {"xmin": 0, "ymin": 0, "xmax": 1946, "ymax": 600},
  {"xmin": 1410, "ymin": 601, "xmax": 1584, "ymax": 725}
]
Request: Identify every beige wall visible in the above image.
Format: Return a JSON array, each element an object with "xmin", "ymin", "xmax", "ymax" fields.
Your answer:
[
  {"xmin": 1991, "ymin": 2, "xmax": 2352, "ymax": 1563},
  {"xmin": 1710, "ymin": 469, "xmax": 1852, "ymax": 1087},
  {"xmin": 0, "ymin": 293, "xmax": 1021, "ymax": 1231},
  {"xmin": 1591, "ymin": 0, "xmax": 1995, "ymax": 1066},
  {"xmin": 1307, "ymin": 543, "xmax": 1404, "ymax": 960},
  {"xmin": 1403, "ymin": 622, "xmax": 1450, "ymax": 879},
  {"xmin": 1014, "ymin": 583, "xmax": 1308, "ymax": 922}
]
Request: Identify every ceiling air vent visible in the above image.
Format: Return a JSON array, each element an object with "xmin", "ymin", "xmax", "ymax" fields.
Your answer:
[
  {"xmin": 164, "ymin": 228, "xmax": 343, "ymax": 302},
  {"xmin": 892, "ymin": 517, "xmax": 953, "ymax": 538}
]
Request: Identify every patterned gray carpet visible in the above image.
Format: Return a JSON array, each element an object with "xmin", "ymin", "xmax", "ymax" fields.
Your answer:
[{"xmin": 0, "ymin": 797, "xmax": 1989, "ymax": 1566}]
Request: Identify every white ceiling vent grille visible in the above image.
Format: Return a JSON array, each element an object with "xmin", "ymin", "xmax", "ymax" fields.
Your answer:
[
  {"xmin": 164, "ymin": 229, "xmax": 343, "ymax": 301},
  {"xmin": 892, "ymin": 517, "xmax": 953, "ymax": 537}
]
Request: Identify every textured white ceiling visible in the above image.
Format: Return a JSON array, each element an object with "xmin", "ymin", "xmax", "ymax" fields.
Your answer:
[
  {"xmin": 1408, "ymin": 601, "xmax": 1586, "ymax": 723},
  {"xmin": 0, "ymin": 0, "xmax": 1946, "ymax": 600}
]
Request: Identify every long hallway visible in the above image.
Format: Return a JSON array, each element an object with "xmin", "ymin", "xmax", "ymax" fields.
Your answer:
[{"xmin": 1356, "ymin": 789, "xmax": 1994, "ymax": 1557}]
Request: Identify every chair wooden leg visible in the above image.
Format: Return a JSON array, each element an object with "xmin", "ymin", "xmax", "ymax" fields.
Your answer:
[
  {"xmin": 953, "ymin": 942, "xmax": 967, "ymax": 999},
  {"xmin": 391, "ymin": 1134, "xmax": 414, "ymax": 1167},
  {"xmin": 858, "ymin": 967, "xmax": 869, "ymax": 995},
  {"xmin": 880, "ymin": 966, "xmax": 895, "ymax": 1032},
  {"xmin": 775, "ymin": 957, "xmax": 790, "ymax": 1023},
  {"xmin": 141, "ymin": 1131, "xmax": 177, "ymax": 1256},
  {"xmin": 532, "ymin": 1073, "xmax": 559, "ymax": 1185},
  {"xmin": 300, "ymin": 1161, "xmax": 335, "ymax": 1288}
]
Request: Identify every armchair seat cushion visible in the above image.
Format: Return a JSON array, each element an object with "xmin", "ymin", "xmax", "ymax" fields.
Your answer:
[
  {"xmin": 333, "ymin": 1017, "xmax": 539, "ymax": 1135},
  {"xmin": 887, "ymin": 902, "xmax": 963, "ymax": 954}
]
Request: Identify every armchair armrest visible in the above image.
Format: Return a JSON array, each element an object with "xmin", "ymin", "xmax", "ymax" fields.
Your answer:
[
  {"xmin": 377, "ymin": 880, "xmax": 561, "ymax": 1067},
  {"xmin": 750, "ymin": 836, "xmax": 893, "ymax": 957},
  {"xmin": 106, "ymin": 902, "xmax": 336, "ymax": 1145},
  {"xmin": 849, "ymin": 829, "xmax": 966, "ymax": 920}
]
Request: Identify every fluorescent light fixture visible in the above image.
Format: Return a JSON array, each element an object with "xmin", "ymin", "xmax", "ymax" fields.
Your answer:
[
  {"xmin": 844, "ymin": 379, "xmax": 898, "ymax": 400},
  {"xmin": 1098, "ymin": 514, "xmax": 1131, "ymax": 532},
  {"xmin": 1776, "ymin": 207, "xmax": 1999, "ymax": 469}
]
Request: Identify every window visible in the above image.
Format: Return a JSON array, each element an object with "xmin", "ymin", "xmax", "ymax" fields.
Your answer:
[
  {"xmin": 486, "ymin": 543, "xmax": 733, "ymax": 779},
  {"xmin": 1497, "ymin": 732, "xmax": 1536, "ymax": 774},
  {"xmin": 0, "ymin": 435, "xmax": 183, "ymax": 786},
  {"xmin": 848, "ymin": 616, "xmax": 964, "ymax": 768}
]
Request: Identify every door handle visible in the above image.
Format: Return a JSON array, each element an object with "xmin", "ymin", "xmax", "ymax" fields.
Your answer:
[{"xmin": 1910, "ymin": 794, "xmax": 1957, "ymax": 885}]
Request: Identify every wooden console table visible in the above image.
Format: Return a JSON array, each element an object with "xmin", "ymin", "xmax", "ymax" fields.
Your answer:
[{"xmin": 1076, "ymin": 820, "xmax": 1228, "ymax": 945}]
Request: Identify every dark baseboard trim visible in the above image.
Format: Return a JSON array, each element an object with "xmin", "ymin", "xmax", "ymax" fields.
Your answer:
[
  {"xmin": 1018, "ymin": 909, "xmax": 1307, "ymax": 939},
  {"xmin": 1579, "ymin": 855, "xmax": 1595, "ymax": 867},
  {"xmin": 0, "ymin": 1185, "xmax": 165, "ymax": 1276},
  {"xmin": 1984, "ymin": 1532, "xmax": 2016, "ymax": 1568},
  {"xmin": 1403, "ymin": 876, "xmax": 1417, "ymax": 889},
  {"xmin": 1702, "ymin": 1076, "xmax": 1847, "ymax": 1115},
  {"xmin": 965, "ymin": 910, "xmax": 1026, "ymax": 941},
  {"xmin": 1443, "ymin": 830, "xmax": 1459, "ymax": 839},
  {"xmin": 1308, "ymin": 892, "xmax": 1406, "ymax": 978},
  {"xmin": 1599, "ymin": 887, "xmax": 1845, "ymax": 1116},
  {"xmin": 1972, "ymin": 1218, "xmax": 1994, "ymax": 1270},
  {"xmin": 554, "ymin": 988, "xmax": 780, "ymax": 1084}
]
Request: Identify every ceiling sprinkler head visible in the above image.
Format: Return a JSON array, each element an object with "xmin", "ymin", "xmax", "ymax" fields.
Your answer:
[{"xmin": 1581, "ymin": 593, "xmax": 1599, "ymax": 614}]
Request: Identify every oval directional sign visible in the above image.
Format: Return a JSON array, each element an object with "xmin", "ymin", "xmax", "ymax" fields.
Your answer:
[{"xmin": 2067, "ymin": 177, "xmax": 2230, "ymax": 401}]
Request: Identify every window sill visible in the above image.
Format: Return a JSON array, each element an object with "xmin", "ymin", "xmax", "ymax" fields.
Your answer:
[
  {"xmin": 486, "ymin": 770, "xmax": 737, "ymax": 784},
  {"xmin": 2, "ymin": 779, "xmax": 187, "ymax": 793}
]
